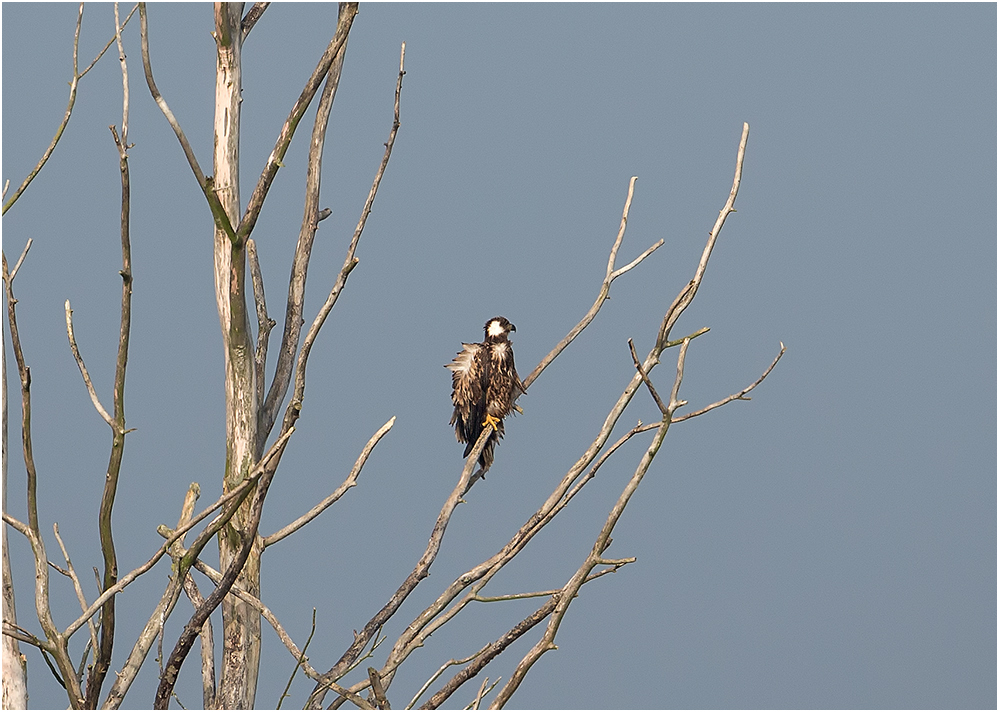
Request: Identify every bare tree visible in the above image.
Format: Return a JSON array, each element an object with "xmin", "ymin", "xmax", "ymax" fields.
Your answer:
[{"xmin": 2, "ymin": 3, "xmax": 782, "ymax": 709}]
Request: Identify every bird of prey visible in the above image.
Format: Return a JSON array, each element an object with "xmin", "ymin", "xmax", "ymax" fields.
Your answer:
[{"xmin": 446, "ymin": 316, "xmax": 526, "ymax": 474}]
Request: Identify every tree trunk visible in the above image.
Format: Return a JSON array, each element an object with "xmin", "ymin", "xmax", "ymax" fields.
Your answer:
[{"xmin": 212, "ymin": 3, "xmax": 261, "ymax": 708}]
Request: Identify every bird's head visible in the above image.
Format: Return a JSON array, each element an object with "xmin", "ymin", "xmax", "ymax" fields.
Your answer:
[{"xmin": 484, "ymin": 316, "xmax": 515, "ymax": 341}]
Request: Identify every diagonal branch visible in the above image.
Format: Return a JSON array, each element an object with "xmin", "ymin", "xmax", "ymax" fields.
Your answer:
[
  {"xmin": 52, "ymin": 523, "xmax": 99, "ymax": 671},
  {"xmin": 491, "ymin": 337, "xmax": 692, "ymax": 709},
  {"xmin": 247, "ymin": 238, "xmax": 275, "ymax": 411},
  {"xmin": 375, "ymin": 125, "xmax": 755, "ymax": 706},
  {"xmin": 138, "ymin": 2, "xmax": 236, "ymax": 241},
  {"xmin": 628, "ymin": 338, "xmax": 668, "ymax": 415},
  {"xmin": 259, "ymin": 25, "xmax": 351, "ymax": 442},
  {"xmin": 306, "ymin": 421, "xmax": 489, "ymax": 709},
  {"xmin": 179, "ymin": 573, "xmax": 216, "ymax": 709},
  {"xmin": 416, "ymin": 564, "xmax": 632, "ymax": 710},
  {"xmin": 264, "ymin": 416, "xmax": 396, "ymax": 547},
  {"xmin": 236, "ymin": 2, "xmax": 358, "ymax": 242},
  {"xmin": 524, "ymin": 176, "xmax": 662, "ymax": 389},
  {"xmin": 153, "ymin": 423, "xmax": 298, "ymax": 708},
  {"xmin": 64, "ymin": 301, "xmax": 115, "ymax": 429},
  {"xmin": 673, "ymin": 342, "xmax": 786, "ymax": 422},
  {"xmin": 279, "ymin": 40, "xmax": 406, "ymax": 439},
  {"xmin": 67, "ymin": 429, "xmax": 294, "ymax": 643},
  {"xmin": 2, "ymin": 3, "xmax": 138, "ymax": 215},
  {"xmin": 100, "ymin": 428, "xmax": 294, "ymax": 708},
  {"xmin": 241, "ymin": 1, "xmax": 269, "ymax": 39}
]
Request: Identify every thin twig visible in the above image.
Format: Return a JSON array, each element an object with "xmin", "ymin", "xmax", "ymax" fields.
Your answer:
[
  {"xmin": 524, "ymin": 176, "xmax": 662, "ymax": 389},
  {"xmin": 471, "ymin": 564, "xmax": 633, "ymax": 603},
  {"xmin": 283, "ymin": 39, "xmax": 405, "ymax": 439},
  {"xmin": 407, "ymin": 646, "xmax": 489, "ymax": 710},
  {"xmin": 674, "ymin": 342, "xmax": 786, "ymax": 422},
  {"xmin": 628, "ymin": 338, "xmax": 668, "ymax": 415},
  {"xmin": 2, "ymin": 4, "xmax": 138, "ymax": 215},
  {"xmin": 276, "ymin": 608, "xmax": 316, "ymax": 709},
  {"xmin": 80, "ymin": 4, "xmax": 138, "ymax": 79},
  {"xmin": 64, "ymin": 301, "xmax": 115, "ymax": 429},
  {"xmin": 264, "ymin": 416, "xmax": 395, "ymax": 547},
  {"xmin": 114, "ymin": 2, "xmax": 130, "ymax": 146},
  {"xmin": 9, "ymin": 239, "xmax": 33, "ymax": 281},
  {"xmin": 52, "ymin": 523, "xmax": 100, "ymax": 665},
  {"xmin": 468, "ymin": 676, "xmax": 492, "ymax": 710}
]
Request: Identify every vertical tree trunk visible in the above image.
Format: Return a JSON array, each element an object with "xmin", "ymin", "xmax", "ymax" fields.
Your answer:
[{"xmin": 212, "ymin": 3, "xmax": 261, "ymax": 708}]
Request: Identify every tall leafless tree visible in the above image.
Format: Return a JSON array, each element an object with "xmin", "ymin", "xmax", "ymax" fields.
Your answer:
[{"xmin": 2, "ymin": 3, "xmax": 782, "ymax": 709}]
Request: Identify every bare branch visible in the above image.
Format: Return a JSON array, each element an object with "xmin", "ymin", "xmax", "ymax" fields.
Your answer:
[
  {"xmin": 246, "ymin": 238, "xmax": 275, "ymax": 410},
  {"xmin": 281, "ymin": 40, "xmax": 406, "ymax": 439},
  {"xmin": 237, "ymin": 2, "xmax": 359, "ymax": 242},
  {"xmin": 656, "ymin": 123, "xmax": 750, "ymax": 348},
  {"xmin": 491, "ymin": 339, "xmax": 692, "ymax": 708},
  {"xmin": 5, "ymin": 2, "xmax": 85, "ymax": 215},
  {"xmin": 8, "ymin": 239, "xmax": 33, "ymax": 282},
  {"xmin": 68, "ymin": 429, "xmax": 292, "ymax": 642},
  {"xmin": 469, "ymin": 676, "xmax": 495, "ymax": 710},
  {"xmin": 52, "ymin": 523, "xmax": 99, "ymax": 668},
  {"xmin": 114, "ymin": 3, "xmax": 130, "ymax": 146},
  {"xmin": 674, "ymin": 342, "xmax": 786, "ymax": 422},
  {"xmin": 179, "ymin": 574, "xmax": 215, "ymax": 709},
  {"xmin": 153, "ymin": 420, "xmax": 298, "ymax": 708},
  {"xmin": 2, "ymin": 621, "xmax": 46, "ymax": 651},
  {"xmin": 264, "ymin": 416, "xmax": 396, "ymax": 547},
  {"xmin": 628, "ymin": 338, "xmax": 668, "ymax": 415},
  {"xmin": 525, "ymin": 176, "xmax": 662, "ymax": 389},
  {"xmin": 99, "ymin": 431, "xmax": 290, "ymax": 710},
  {"xmin": 138, "ymin": 2, "xmax": 236, "ymax": 240},
  {"xmin": 3, "ymin": 4, "xmax": 138, "ymax": 214},
  {"xmin": 472, "ymin": 563, "xmax": 633, "ymax": 604},
  {"xmin": 241, "ymin": 2, "xmax": 269, "ymax": 39},
  {"xmin": 307, "ymin": 422, "xmax": 486, "ymax": 709},
  {"xmin": 277, "ymin": 608, "xmax": 316, "ymax": 709},
  {"xmin": 64, "ymin": 301, "xmax": 115, "ymax": 428},
  {"xmin": 2, "ymin": 250, "xmax": 84, "ymax": 706},
  {"xmin": 260, "ymin": 28, "xmax": 351, "ymax": 441},
  {"xmin": 80, "ymin": 4, "xmax": 138, "ymax": 79},
  {"xmin": 407, "ymin": 646, "xmax": 490, "ymax": 710},
  {"xmin": 368, "ymin": 667, "xmax": 390, "ymax": 710}
]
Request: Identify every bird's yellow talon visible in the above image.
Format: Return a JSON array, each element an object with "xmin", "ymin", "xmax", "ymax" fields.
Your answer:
[{"xmin": 482, "ymin": 414, "xmax": 501, "ymax": 429}]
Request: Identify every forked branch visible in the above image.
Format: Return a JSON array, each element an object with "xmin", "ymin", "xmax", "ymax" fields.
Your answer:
[{"xmin": 2, "ymin": 3, "xmax": 138, "ymax": 214}]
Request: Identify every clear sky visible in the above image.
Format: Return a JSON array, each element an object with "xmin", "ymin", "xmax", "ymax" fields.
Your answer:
[{"xmin": 2, "ymin": 2, "xmax": 995, "ymax": 709}]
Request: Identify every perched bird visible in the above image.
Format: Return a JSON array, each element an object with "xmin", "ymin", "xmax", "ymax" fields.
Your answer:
[{"xmin": 446, "ymin": 316, "xmax": 526, "ymax": 474}]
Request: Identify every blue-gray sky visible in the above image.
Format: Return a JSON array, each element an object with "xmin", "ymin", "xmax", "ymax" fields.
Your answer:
[{"xmin": 2, "ymin": 2, "xmax": 995, "ymax": 709}]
